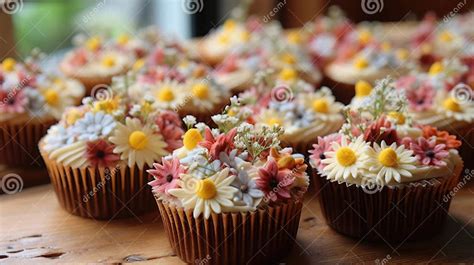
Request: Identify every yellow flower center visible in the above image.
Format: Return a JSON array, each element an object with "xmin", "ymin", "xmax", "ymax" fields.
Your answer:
[
  {"xmin": 387, "ymin": 111, "xmax": 406, "ymax": 125},
  {"xmin": 94, "ymin": 99, "xmax": 118, "ymax": 114},
  {"xmin": 439, "ymin": 31, "xmax": 454, "ymax": 43},
  {"xmin": 223, "ymin": 19, "xmax": 236, "ymax": 31},
  {"xmin": 336, "ymin": 147, "xmax": 357, "ymax": 167},
  {"xmin": 117, "ymin": 34, "xmax": 130, "ymax": 45},
  {"xmin": 358, "ymin": 30, "xmax": 372, "ymax": 45},
  {"xmin": 86, "ymin": 36, "xmax": 101, "ymax": 51},
  {"xmin": 354, "ymin": 57, "xmax": 369, "ymax": 69},
  {"xmin": 429, "ymin": 62, "xmax": 443, "ymax": 76},
  {"xmin": 192, "ymin": 83, "xmax": 209, "ymax": 99},
  {"xmin": 355, "ymin": 80, "xmax": 372, "ymax": 97},
  {"xmin": 196, "ymin": 178, "xmax": 217, "ymax": 199},
  {"xmin": 312, "ymin": 98, "xmax": 329, "ymax": 113},
  {"xmin": 240, "ymin": 31, "xmax": 250, "ymax": 42},
  {"xmin": 396, "ymin": 49, "xmax": 409, "ymax": 61},
  {"xmin": 266, "ymin": 117, "xmax": 282, "ymax": 126},
  {"xmin": 381, "ymin": 42, "xmax": 391, "ymax": 52},
  {"xmin": 279, "ymin": 68, "xmax": 297, "ymax": 81},
  {"xmin": 378, "ymin": 148, "xmax": 398, "ymax": 167},
  {"xmin": 443, "ymin": 98, "xmax": 461, "ymax": 112},
  {"xmin": 128, "ymin": 130, "xmax": 148, "ymax": 150},
  {"xmin": 157, "ymin": 87, "xmax": 175, "ymax": 102},
  {"xmin": 281, "ymin": 53, "xmax": 296, "ymax": 65},
  {"xmin": 277, "ymin": 155, "xmax": 296, "ymax": 169},
  {"xmin": 287, "ymin": 32, "xmax": 302, "ymax": 44},
  {"xmin": 133, "ymin": 59, "xmax": 145, "ymax": 71},
  {"xmin": 142, "ymin": 102, "xmax": 153, "ymax": 114},
  {"xmin": 227, "ymin": 108, "xmax": 237, "ymax": 116},
  {"xmin": 183, "ymin": 128, "xmax": 203, "ymax": 150},
  {"xmin": 218, "ymin": 34, "xmax": 230, "ymax": 44},
  {"xmin": 43, "ymin": 89, "xmax": 59, "ymax": 106},
  {"xmin": 102, "ymin": 56, "xmax": 116, "ymax": 68},
  {"xmin": 2, "ymin": 58, "xmax": 16, "ymax": 72},
  {"xmin": 65, "ymin": 109, "xmax": 82, "ymax": 126}
]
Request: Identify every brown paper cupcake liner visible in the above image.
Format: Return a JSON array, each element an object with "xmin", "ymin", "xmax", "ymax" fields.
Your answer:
[
  {"xmin": 0, "ymin": 118, "xmax": 56, "ymax": 168},
  {"xmin": 312, "ymin": 163, "xmax": 463, "ymax": 242},
  {"xmin": 40, "ymin": 147, "xmax": 155, "ymax": 220},
  {"xmin": 156, "ymin": 199, "xmax": 303, "ymax": 265}
]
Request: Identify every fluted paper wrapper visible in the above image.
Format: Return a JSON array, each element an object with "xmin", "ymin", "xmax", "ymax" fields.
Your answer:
[
  {"xmin": 450, "ymin": 125, "xmax": 474, "ymax": 168},
  {"xmin": 0, "ymin": 118, "xmax": 56, "ymax": 168},
  {"xmin": 156, "ymin": 199, "xmax": 303, "ymax": 265},
  {"xmin": 312, "ymin": 163, "xmax": 463, "ymax": 242},
  {"xmin": 322, "ymin": 75, "xmax": 355, "ymax": 105},
  {"xmin": 41, "ymin": 148, "xmax": 154, "ymax": 219}
]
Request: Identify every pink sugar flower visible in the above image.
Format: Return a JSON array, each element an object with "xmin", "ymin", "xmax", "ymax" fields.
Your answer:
[
  {"xmin": 309, "ymin": 133, "xmax": 342, "ymax": 171},
  {"xmin": 0, "ymin": 89, "xmax": 27, "ymax": 114},
  {"xmin": 147, "ymin": 157, "xmax": 186, "ymax": 195},
  {"xmin": 410, "ymin": 137, "xmax": 449, "ymax": 166},
  {"xmin": 156, "ymin": 110, "xmax": 184, "ymax": 152},
  {"xmin": 85, "ymin": 139, "xmax": 120, "ymax": 168},
  {"xmin": 200, "ymin": 127, "xmax": 237, "ymax": 160},
  {"xmin": 405, "ymin": 81, "xmax": 435, "ymax": 111},
  {"xmin": 256, "ymin": 157, "xmax": 294, "ymax": 202}
]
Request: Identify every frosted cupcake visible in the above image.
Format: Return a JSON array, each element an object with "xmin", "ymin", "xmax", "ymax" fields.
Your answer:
[
  {"xmin": 149, "ymin": 104, "xmax": 309, "ymax": 264},
  {"xmin": 0, "ymin": 56, "xmax": 84, "ymax": 168},
  {"xmin": 394, "ymin": 59, "xmax": 473, "ymax": 165},
  {"xmin": 128, "ymin": 61, "xmax": 230, "ymax": 122},
  {"xmin": 325, "ymin": 42, "xmax": 415, "ymax": 104},
  {"xmin": 60, "ymin": 34, "xmax": 140, "ymax": 94},
  {"xmin": 39, "ymin": 77, "xmax": 184, "ymax": 219},
  {"xmin": 310, "ymin": 78, "xmax": 464, "ymax": 242},
  {"xmin": 237, "ymin": 70, "xmax": 344, "ymax": 153}
]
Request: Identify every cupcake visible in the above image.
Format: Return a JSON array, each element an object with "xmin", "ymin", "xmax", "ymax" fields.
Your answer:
[
  {"xmin": 393, "ymin": 59, "xmax": 473, "ymax": 166},
  {"xmin": 128, "ymin": 60, "xmax": 230, "ymax": 123},
  {"xmin": 310, "ymin": 78, "xmax": 464, "ymax": 242},
  {"xmin": 60, "ymin": 33, "xmax": 148, "ymax": 94},
  {"xmin": 149, "ymin": 103, "xmax": 309, "ymax": 264},
  {"xmin": 0, "ymin": 56, "xmax": 84, "ymax": 168},
  {"xmin": 325, "ymin": 41, "xmax": 415, "ymax": 104},
  {"xmin": 39, "ymin": 77, "xmax": 184, "ymax": 219},
  {"xmin": 236, "ymin": 69, "xmax": 344, "ymax": 154}
]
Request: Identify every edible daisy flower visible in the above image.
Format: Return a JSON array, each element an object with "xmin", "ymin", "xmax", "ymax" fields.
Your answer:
[
  {"xmin": 439, "ymin": 94, "xmax": 474, "ymax": 122},
  {"xmin": 409, "ymin": 137, "xmax": 449, "ymax": 166},
  {"xmin": 85, "ymin": 139, "xmax": 120, "ymax": 168},
  {"xmin": 148, "ymin": 157, "xmax": 186, "ymax": 195},
  {"xmin": 40, "ymin": 86, "xmax": 75, "ymax": 119},
  {"xmin": 72, "ymin": 112, "xmax": 117, "ymax": 141},
  {"xmin": 150, "ymin": 80, "xmax": 186, "ymax": 110},
  {"xmin": 303, "ymin": 87, "xmax": 344, "ymax": 120},
  {"xmin": 366, "ymin": 141, "xmax": 417, "ymax": 183},
  {"xmin": 321, "ymin": 136, "xmax": 369, "ymax": 181},
  {"xmin": 168, "ymin": 168, "xmax": 238, "ymax": 219},
  {"xmin": 309, "ymin": 133, "xmax": 342, "ymax": 171},
  {"xmin": 0, "ymin": 89, "xmax": 27, "ymax": 114},
  {"xmin": 422, "ymin": 125, "xmax": 462, "ymax": 149},
  {"xmin": 109, "ymin": 117, "xmax": 168, "ymax": 168},
  {"xmin": 256, "ymin": 157, "xmax": 294, "ymax": 202}
]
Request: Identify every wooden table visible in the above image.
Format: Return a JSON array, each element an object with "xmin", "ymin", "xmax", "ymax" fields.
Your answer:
[{"xmin": 1, "ymin": 180, "xmax": 473, "ymax": 264}]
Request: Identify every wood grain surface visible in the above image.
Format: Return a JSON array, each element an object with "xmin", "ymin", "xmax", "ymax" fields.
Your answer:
[{"xmin": 0, "ymin": 180, "xmax": 473, "ymax": 264}]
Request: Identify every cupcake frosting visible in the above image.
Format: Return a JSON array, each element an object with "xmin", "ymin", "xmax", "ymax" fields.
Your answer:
[
  {"xmin": 0, "ymin": 57, "xmax": 85, "ymax": 121},
  {"xmin": 311, "ymin": 78, "xmax": 464, "ymax": 188},
  {"xmin": 41, "ymin": 77, "xmax": 184, "ymax": 169}
]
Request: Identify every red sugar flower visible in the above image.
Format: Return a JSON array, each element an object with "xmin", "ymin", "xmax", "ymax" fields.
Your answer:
[
  {"xmin": 422, "ymin": 125, "xmax": 462, "ymax": 149},
  {"xmin": 256, "ymin": 157, "xmax": 294, "ymax": 202},
  {"xmin": 0, "ymin": 89, "xmax": 27, "ymax": 114},
  {"xmin": 86, "ymin": 139, "xmax": 120, "ymax": 168},
  {"xmin": 363, "ymin": 116, "xmax": 398, "ymax": 145},
  {"xmin": 199, "ymin": 127, "xmax": 237, "ymax": 160}
]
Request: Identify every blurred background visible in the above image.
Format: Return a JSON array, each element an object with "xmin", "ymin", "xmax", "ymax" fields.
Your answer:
[{"xmin": 1, "ymin": 0, "xmax": 473, "ymax": 59}]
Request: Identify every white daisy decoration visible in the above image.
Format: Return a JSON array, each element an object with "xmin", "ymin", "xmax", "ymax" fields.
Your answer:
[
  {"xmin": 185, "ymin": 80, "xmax": 226, "ymax": 111},
  {"xmin": 439, "ymin": 95, "xmax": 474, "ymax": 123},
  {"xmin": 321, "ymin": 136, "xmax": 369, "ymax": 181},
  {"xmin": 366, "ymin": 141, "xmax": 417, "ymax": 184},
  {"xmin": 168, "ymin": 168, "xmax": 238, "ymax": 219},
  {"xmin": 39, "ymin": 85, "xmax": 75, "ymax": 119},
  {"xmin": 109, "ymin": 117, "xmax": 168, "ymax": 169},
  {"xmin": 149, "ymin": 79, "xmax": 186, "ymax": 110},
  {"xmin": 303, "ymin": 87, "xmax": 344, "ymax": 121}
]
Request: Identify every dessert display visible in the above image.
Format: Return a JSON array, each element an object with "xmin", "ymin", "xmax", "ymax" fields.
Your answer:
[
  {"xmin": 150, "ymin": 101, "xmax": 309, "ymax": 264},
  {"xmin": 0, "ymin": 56, "xmax": 84, "ymax": 168},
  {"xmin": 310, "ymin": 78, "xmax": 464, "ymax": 241},
  {"xmin": 39, "ymin": 77, "xmax": 184, "ymax": 219}
]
